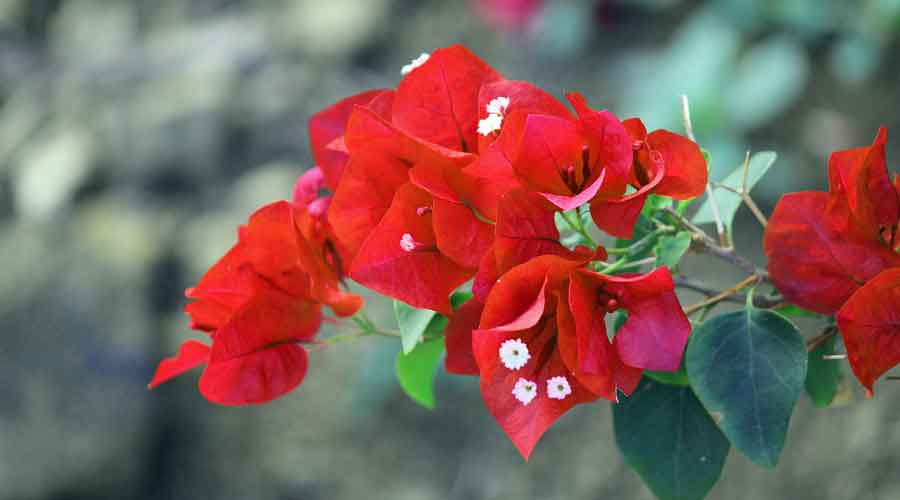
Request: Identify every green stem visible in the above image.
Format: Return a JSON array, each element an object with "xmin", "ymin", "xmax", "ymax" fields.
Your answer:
[{"xmin": 560, "ymin": 209, "xmax": 598, "ymax": 248}]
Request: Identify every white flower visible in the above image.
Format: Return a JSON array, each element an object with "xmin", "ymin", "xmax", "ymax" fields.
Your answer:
[
  {"xmin": 478, "ymin": 113, "xmax": 503, "ymax": 136},
  {"xmin": 512, "ymin": 378, "xmax": 538, "ymax": 405},
  {"xmin": 486, "ymin": 96, "xmax": 510, "ymax": 115},
  {"xmin": 499, "ymin": 338, "xmax": 530, "ymax": 370},
  {"xmin": 399, "ymin": 233, "xmax": 416, "ymax": 252},
  {"xmin": 401, "ymin": 52, "xmax": 430, "ymax": 75},
  {"xmin": 547, "ymin": 376, "xmax": 572, "ymax": 400}
]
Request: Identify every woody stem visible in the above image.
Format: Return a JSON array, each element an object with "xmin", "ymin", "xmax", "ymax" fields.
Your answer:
[{"xmin": 683, "ymin": 275, "xmax": 761, "ymax": 316}]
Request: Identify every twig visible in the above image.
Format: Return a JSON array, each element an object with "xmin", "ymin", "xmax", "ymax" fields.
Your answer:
[
  {"xmin": 683, "ymin": 275, "xmax": 761, "ymax": 316},
  {"xmin": 806, "ymin": 326, "xmax": 837, "ymax": 353},
  {"xmin": 823, "ymin": 354, "xmax": 847, "ymax": 360},
  {"xmin": 663, "ymin": 206, "xmax": 769, "ymax": 279},
  {"xmin": 674, "ymin": 275, "xmax": 783, "ymax": 308},
  {"xmin": 682, "ymin": 94, "xmax": 727, "ymax": 247}
]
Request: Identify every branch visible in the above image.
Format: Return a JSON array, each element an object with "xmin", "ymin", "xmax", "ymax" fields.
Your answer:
[
  {"xmin": 806, "ymin": 326, "xmax": 838, "ymax": 353},
  {"xmin": 683, "ymin": 275, "xmax": 760, "ymax": 316},
  {"xmin": 682, "ymin": 94, "xmax": 727, "ymax": 247},
  {"xmin": 662, "ymin": 206, "xmax": 769, "ymax": 280}
]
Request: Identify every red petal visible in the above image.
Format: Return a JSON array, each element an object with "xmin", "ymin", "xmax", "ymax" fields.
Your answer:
[
  {"xmin": 476, "ymin": 79, "xmax": 574, "ymax": 154},
  {"xmin": 836, "ymin": 268, "xmax": 900, "ymax": 394},
  {"xmin": 445, "ymin": 299, "xmax": 485, "ymax": 375},
  {"xmin": 309, "ymin": 89, "xmax": 393, "ymax": 189},
  {"xmin": 432, "ymin": 198, "xmax": 494, "ymax": 269},
  {"xmin": 329, "ymin": 149, "xmax": 410, "ymax": 255},
  {"xmin": 566, "ymin": 92, "xmax": 633, "ymax": 199},
  {"xmin": 764, "ymin": 191, "xmax": 900, "ymax": 314},
  {"xmin": 472, "ymin": 320, "xmax": 596, "ymax": 460},
  {"xmin": 557, "ymin": 278, "xmax": 617, "ymax": 400},
  {"xmin": 513, "ymin": 113, "xmax": 580, "ymax": 195},
  {"xmin": 148, "ymin": 340, "xmax": 210, "ymax": 389},
  {"xmin": 589, "ymin": 165, "xmax": 665, "ymax": 240},
  {"xmin": 597, "ymin": 268, "xmax": 691, "ymax": 372},
  {"xmin": 393, "ymin": 45, "xmax": 503, "ymax": 152},
  {"xmin": 473, "ymin": 244, "xmax": 500, "ymax": 302},
  {"xmin": 828, "ymin": 128, "xmax": 897, "ymax": 235},
  {"xmin": 350, "ymin": 183, "xmax": 471, "ymax": 314},
  {"xmin": 494, "ymin": 189, "xmax": 584, "ymax": 273},
  {"xmin": 647, "ymin": 130, "xmax": 707, "ymax": 199},
  {"xmin": 200, "ymin": 343, "xmax": 308, "ymax": 405}
]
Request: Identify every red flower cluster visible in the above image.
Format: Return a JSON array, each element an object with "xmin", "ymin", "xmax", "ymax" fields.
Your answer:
[
  {"xmin": 152, "ymin": 45, "xmax": 702, "ymax": 457},
  {"xmin": 148, "ymin": 170, "xmax": 362, "ymax": 405},
  {"xmin": 765, "ymin": 128, "xmax": 900, "ymax": 395}
]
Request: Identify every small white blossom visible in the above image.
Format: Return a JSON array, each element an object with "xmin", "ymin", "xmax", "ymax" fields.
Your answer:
[
  {"xmin": 486, "ymin": 96, "xmax": 510, "ymax": 115},
  {"xmin": 512, "ymin": 378, "xmax": 538, "ymax": 405},
  {"xmin": 478, "ymin": 113, "xmax": 504, "ymax": 136},
  {"xmin": 399, "ymin": 233, "xmax": 416, "ymax": 252},
  {"xmin": 499, "ymin": 338, "xmax": 530, "ymax": 370},
  {"xmin": 401, "ymin": 52, "xmax": 430, "ymax": 75},
  {"xmin": 547, "ymin": 376, "xmax": 572, "ymax": 400}
]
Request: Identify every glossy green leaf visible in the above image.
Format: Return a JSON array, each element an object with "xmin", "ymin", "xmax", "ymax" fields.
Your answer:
[
  {"xmin": 805, "ymin": 335, "xmax": 843, "ymax": 408},
  {"xmin": 655, "ymin": 232, "xmax": 692, "ymax": 270},
  {"xmin": 692, "ymin": 151, "xmax": 777, "ymax": 234},
  {"xmin": 686, "ymin": 307, "xmax": 807, "ymax": 468},
  {"xmin": 394, "ymin": 300, "xmax": 438, "ymax": 354},
  {"xmin": 614, "ymin": 379, "xmax": 730, "ymax": 500},
  {"xmin": 646, "ymin": 360, "xmax": 691, "ymax": 387},
  {"xmin": 395, "ymin": 337, "xmax": 445, "ymax": 409}
]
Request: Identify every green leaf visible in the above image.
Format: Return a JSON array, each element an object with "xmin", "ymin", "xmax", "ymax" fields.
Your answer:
[
  {"xmin": 395, "ymin": 337, "xmax": 445, "ymax": 409},
  {"xmin": 805, "ymin": 334, "xmax": 843, "ymax": 408},
  {"xmin": 614, "ymin": 214, "xmax": 658, "ymax": 273},
  {"xmin": 774, "ymin": 304, "xmax": 821, "ymax": 319},
  {"xmin": 394, "ymin": 301, "xmax": 438, "ymax": 354},
  {"xmin": 614, "ymin": 379, "xmax": 730, "ymax": 500},
  {"xmin": 685, "ymin": 307, "xmax": 807, "ymax": 468},
  {"xmin": 450, "ymin": 290, "xmax": 473, "ymax": 309},
  {"xmin": 692, "ymin": 151, "xmax": 777, "ymax": 234},
  {"xmin": 645, "ymin": 360, "xmax": 691, "ymax": 387},
  {"xmin": 655, "ymin": 232, "xmax": 692, "ymax": 270}
]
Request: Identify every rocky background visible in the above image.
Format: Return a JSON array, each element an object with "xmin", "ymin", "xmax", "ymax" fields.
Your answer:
[{"xmin": 1, "ymin": 1, "xmax": 899, "ymax": 499}]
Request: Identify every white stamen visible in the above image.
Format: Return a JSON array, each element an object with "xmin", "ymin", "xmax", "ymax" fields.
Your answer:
[
  {"xmin": 399, "ymin": 233, "xmax": 416, "ymax": 252},
  {"xmin": 499, "ymin": 338, "xmax": 530, "ymax": 370},
  {"xmin": 486, "ymin": 96, "xmax": 510, "ymax": 115},
  {"xmin": 547, "ymin": 376, "xmax": 572, "ymax": 400},
  {"xmin": 401, "ymin": 52, "xmax": 430, "ymax": 75},
  {"xmin": 512, "ymin": 378, "xmax": 538, "ymax": 405},
  {"xmin": 478, "ymin": 113, "xmax": 503, "ymax": 136}
]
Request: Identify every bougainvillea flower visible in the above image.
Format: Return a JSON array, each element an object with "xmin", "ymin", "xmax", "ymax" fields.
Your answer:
[
  {"xmin": 308, "ymin": 89, "xmax": 394, "ymax": 189},
  {"xmin": 469, "ymin": 255, "xmax": 689, "ymax": 458},
  {"xmin": 827, "ymin": 128, "xmax": 898, "ymax": 240},
  {"xmin": 349, "ymin": 183, "xmax": 472, "ymax": 314},
  {"xmin": 392, "ymin": 44, "xmax": 503, "ymax": 153},
  {"xmin": 471, "ymin": 0, "xmax": 544, "ymax": 33},
  {"xmin": 472, "ymin": 255, "xmax": 599, "ymax": 459},
  {"xmin": 149, "ymin": 201, "xmax": 363, "ymax": 405},
  {"xmin": 445, "ymin": 299, "xmax": 485, "ymax": 375},
  {"xmin": 765, "ymin": 191, "xmax": 900, "ymax": 315},
  {"xmin": 836, "ymin": 268, "xmax": 900, "ymax": 396},
  {"xmin": 590, "ymin": 117, "xmax": 706, "ymax": 239}
]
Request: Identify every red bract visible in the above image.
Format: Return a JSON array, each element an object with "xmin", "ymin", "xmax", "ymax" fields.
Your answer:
[
  {"xmin": 308, "ymin": 89, "xmax": 394, "ymax": 190},
  {"xmin": 463, "ymin": 254, "xmax": 690, "ymax": 458},
  {"xmin": 836, "ymin": 268, "xmax": 900, "ymax": 396},
  {"xmin": 764, "ymin": 191, "xmax": 900, "ymax": 314},
  {"xmin": 149, "ymin": 200, "xmax": 363, "ymax": 405},
  {"xmin": 766, "ymin": 127, "xmax": 900, "ymax": 393},
  {"xmin": 590, "ymin": 118, "xmax": 707, "ymax": 239},
  {"xmin": 392, "ymin": 44, "xmax": 503, "ymax": 153}
]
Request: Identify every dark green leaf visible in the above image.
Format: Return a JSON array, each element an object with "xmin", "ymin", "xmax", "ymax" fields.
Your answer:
[
  {"xmin": 686, "ymin": 307, "xmax": 807, "ymax": 468},
  {"xmin": 805, "ymin": 335, "xmax": 843, "ymax": 408},
  {"xmin": 614, "ymin": 379, "xmax": 730, "ymax": 500},
  {"xmin": 395, "ymin": 337, "xmax": 445, "ymax": 409},
  {"xmin": 655, "ymin": 232, "xmax": 693, "ymax": 270},
  {"xmin": 394, "ymin": 301, "xmax": 438, "ymax": 354},
  {"xmin": 450, "ymin": 290, "xmax": 473, "ymax": 309}
]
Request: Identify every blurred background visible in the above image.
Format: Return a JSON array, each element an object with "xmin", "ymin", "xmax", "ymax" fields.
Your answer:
[{"xmin": 2, "ymin": 0, "xmax": 900, "ymax": 499}]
